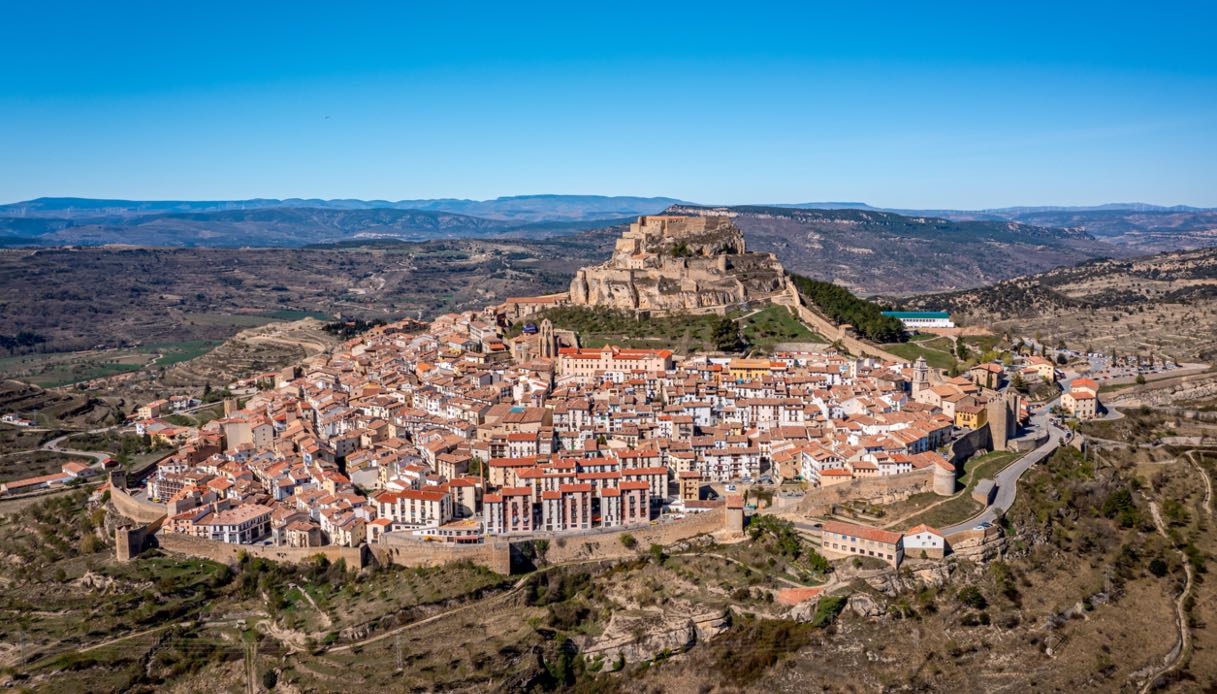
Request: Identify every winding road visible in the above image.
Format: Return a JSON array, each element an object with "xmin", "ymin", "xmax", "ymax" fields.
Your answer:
[
  {"xmin": 941, "ymin": 382, "xmax": 1070, "ymax": 535},
  {"xmin": 40, "ymin": 431, "xmax": 116, "ymax": 463}
]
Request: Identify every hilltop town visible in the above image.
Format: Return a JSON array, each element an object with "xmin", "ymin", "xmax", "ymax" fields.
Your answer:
[{"xmin": 86, "ymin": 216, "xmax": 1056, "ymax": 563}]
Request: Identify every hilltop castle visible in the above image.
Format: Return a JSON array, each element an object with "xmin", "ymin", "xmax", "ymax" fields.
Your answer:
[{"xmin": 568, "ymin": 215, "xmax": 790, "ymax": 313}]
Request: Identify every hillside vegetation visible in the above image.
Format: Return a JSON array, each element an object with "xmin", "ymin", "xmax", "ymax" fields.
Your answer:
[
  {"xmin": 901, "ymin": 246, "xmax": 1217, "ymax": 361},
  {"xmin": 670, "ymin": 205, "xmax": 1120, "ymax": 295},
  {"xmin": 789, "ymin": 272, "xmax": 905, "ymax": 342},
  {"xmin": 0, "ymin": 236, "xmax": 609, "ymax": 356}
]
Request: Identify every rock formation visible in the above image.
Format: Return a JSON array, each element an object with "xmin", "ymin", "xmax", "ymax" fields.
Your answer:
[{"xmin": 569, "ymin": 215, "xmax": 789, "ymax": 313}]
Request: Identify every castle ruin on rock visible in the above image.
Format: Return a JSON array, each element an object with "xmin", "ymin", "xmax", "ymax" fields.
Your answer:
[{"xmin": 568, "ymin": 215, "xmax": 791, "ymax": 313}]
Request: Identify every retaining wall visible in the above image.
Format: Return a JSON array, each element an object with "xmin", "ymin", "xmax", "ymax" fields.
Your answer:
[{"xmin": 944, "ymin": 524, "xmax": 1003, "ymax": 548}]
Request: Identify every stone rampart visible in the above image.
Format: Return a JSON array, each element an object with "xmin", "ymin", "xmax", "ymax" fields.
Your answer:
[
  {"xmin": 110, "ymin": 485, "xmax": 168, "ymax": 524},
  {"xmin": 156, "ymin": 531, "xmax": 367, "ymax": 567},
  {"xmin": 784, "ymin": 467, "xmax": 935, "ymax": 517},
  {"xmin": 946, "ymin": 424, "xmax": 993, "ymax": 468},
  {"xmin": 370, "ymin": 538, "xmax": 512, "ymax": 575},
  {"xmin": 788, "ymin": 288, "xmax": 906, "ymax": 363},
  {"xmin": 531, "ymin": 507, "xmax": 727, "ymax": 565}
]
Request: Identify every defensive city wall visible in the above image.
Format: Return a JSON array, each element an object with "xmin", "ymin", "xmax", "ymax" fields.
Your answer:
[
  {"xmin": 112, "ymin": 484, "xmax": 742, "ymax": 575},
  {"xmin": 780, "ymin": 467, "xmax": 937, "ymax": 517},
  {"xmin": 371, "ymin": 537, "xmax": 512, "ymax": 575},
  {"xmin": 528, "ymin": 505, "xmax": 733, "ymax": 565},
  {"xmin": 157, "ymin": 531, "xmax": 368, "ymax": 567},
  {"xmin": 110, "ymin": 484, "xmax": 169, "ymax": 525},
  {"xmin": 786, "ymin": 286, "xmax": 907, "ymax": 364}
]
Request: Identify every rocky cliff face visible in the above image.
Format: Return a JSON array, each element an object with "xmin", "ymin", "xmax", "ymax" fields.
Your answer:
[{"xmin": 568, "ymin": 215, "xmax": 789, "ymax": 312}]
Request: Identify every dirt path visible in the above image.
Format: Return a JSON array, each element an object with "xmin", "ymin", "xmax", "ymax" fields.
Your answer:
[
  {"xmin": 76, "ymin": 623, "xmax": 173, "ymax": 654},
  {"xmin": 1139, "ymin": 500, "xmax": 1197, "ymax": 693},
  {"xmin": 1185, "ymin": 451, "xmax": 1212, "ymax": 516},
  {"xmin": 288, "ymin": 582, "xmax": 333, "ymax": 629}
]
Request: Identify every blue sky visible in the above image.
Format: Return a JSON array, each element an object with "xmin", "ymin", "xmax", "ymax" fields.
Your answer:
[{"xmin": 3, "ymin": 2, "xmax": 1216, "ymax": 208}]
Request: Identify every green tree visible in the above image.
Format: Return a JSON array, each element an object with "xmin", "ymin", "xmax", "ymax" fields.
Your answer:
[
  {"xmin": 788, "ymin": 273, "xmax": 905, "ymax": 343},
  {"xmin": 713, "ymin": 317, "xmax": 744, "ymax": 352}
]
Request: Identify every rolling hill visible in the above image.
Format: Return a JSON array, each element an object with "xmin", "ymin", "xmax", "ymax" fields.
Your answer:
[
  {"xmin": 667, "ymin": 205, "xmax": 1121, "ymax": 295},
  {"xmin": 898, "ymin": 246, "xmax": 1217, "ymax": 360}
]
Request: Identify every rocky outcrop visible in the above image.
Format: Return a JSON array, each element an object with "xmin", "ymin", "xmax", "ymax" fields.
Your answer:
[
  {"xmin": 569, "ymin": 215, "xmax": 789, "ymax": 313},
  {"xmin": 864, "ymin": 562, "xmax": 957, "ymax": 596},
  {"xmin": 848, "ymin": 592, "xmax": 887, "ymax": 618},
  {"xmin": 577, "ymin": 607, "xmax": 730, "ymax": 664}
]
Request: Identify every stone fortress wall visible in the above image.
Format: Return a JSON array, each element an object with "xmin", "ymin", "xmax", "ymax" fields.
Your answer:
[
  {"xmin": 781, "ymin": 467, "xmax": 936, "ymax": 517},
  {"xmin": 157, "ymin": 531, "xmax": 367, "ymax": 567},
  {"xmin": 532, "ymin": 505, "xmax": 734, "ymax": 565},
  {"xmin": 372, "ymin": 537, "xmax": 512, "ymax": 575},
  {"xmin": 110, "ymin": 482, "xmax": 169, "ymax": 525}
]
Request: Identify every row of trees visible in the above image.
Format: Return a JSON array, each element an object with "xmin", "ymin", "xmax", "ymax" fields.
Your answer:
[
  {"xmin": 0, "ymin": 331, "xmax": 48, "ymax": 354},
  {"xmin": 788, "ymin": 273, "xmax": 906, "ymax": 343},
  {"xmin": 322, "ymin": 318, "xmax": 387, "ymax": 338}
]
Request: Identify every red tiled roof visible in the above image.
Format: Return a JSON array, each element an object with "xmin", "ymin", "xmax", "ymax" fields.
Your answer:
[{"xmin": 822, "ymin": 520, "xmax": 902, "ymax": 545}]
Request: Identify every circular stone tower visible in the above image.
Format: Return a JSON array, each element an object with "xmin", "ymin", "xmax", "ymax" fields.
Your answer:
[{"xmin": 933, "ymin": 460, "xmax": 956, "ymax": 496}]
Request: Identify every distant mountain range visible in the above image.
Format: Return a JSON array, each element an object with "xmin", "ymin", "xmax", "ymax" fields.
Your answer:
[
  {"xmin": 0, "ymin": 194, "xmax": 688, "ymax": 222},
  {"xmin": 0, "ymin": 195, "xmax": 683, "ymax": 247},
  {"xmin": 1, "ymin": 196, "xmax": 1214, "ymax": 268}
]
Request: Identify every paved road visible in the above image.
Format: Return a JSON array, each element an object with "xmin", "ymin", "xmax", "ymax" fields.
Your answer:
[
  {"xmin": 41, "ymin": 432, "xmax": 114, "ymax": 463},
  {"xmin": 941, "ymin": 384, "xmax": 1068, "ymax": 535}
]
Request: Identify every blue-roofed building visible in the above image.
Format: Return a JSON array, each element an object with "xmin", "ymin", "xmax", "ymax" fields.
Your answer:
[{"xmin": 880, "ymin": 311, "xmax": 955, "ymax": 329}]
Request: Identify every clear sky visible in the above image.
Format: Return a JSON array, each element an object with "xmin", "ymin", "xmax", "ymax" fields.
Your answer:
[{"xmin": 3, "ymin": 1, "xmax": 1216, "ymax": 208}]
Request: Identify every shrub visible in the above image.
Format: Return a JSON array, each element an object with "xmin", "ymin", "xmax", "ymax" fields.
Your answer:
[
  {"xmin": 1149, "ymin": 558, "xmax": 1169, "ymax": 577},
  {"xmin": 811, "ymin": 595, "xmax": 847, "ymax": 628},
  {"xmin": 957, "ymin": 586, "xmax": 988, "ymax": 610},
  {"xmin": 620, "ymin": 533, "xmax": 637, "ymax": 550},
  {"xmin": 648, "ymin": 544, "xmax": 667, "ymax": 564}
]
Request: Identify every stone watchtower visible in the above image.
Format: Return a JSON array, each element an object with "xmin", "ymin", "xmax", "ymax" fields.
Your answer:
[
  {"xmin": 986, "ymin": 392, "xmax": 1017, "ymax": 452},
  {"xmin": 933, "ymin": 460, "xmax": 957, "ymax": 496},
  {"xmin": 911, "ymin": 356, "xmax": 929, "ymax": 397},
  {"xmin": 108, "ymin": 467, "xmax": 128, "ymax": 492},
  {"xmin": 724, "ymin": 495, "xmax": 745, "ymax": 538}
]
